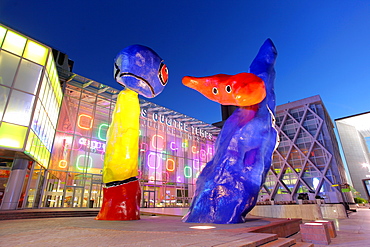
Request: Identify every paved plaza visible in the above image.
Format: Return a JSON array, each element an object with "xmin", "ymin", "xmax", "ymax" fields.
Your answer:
[{"xmin": 0, "ymin": 207, "xmax": 369, "ymax": 246}]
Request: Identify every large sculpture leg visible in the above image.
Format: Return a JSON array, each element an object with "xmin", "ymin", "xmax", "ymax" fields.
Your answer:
[
  {"xmin": 182, "ymin": 39, "xmax": 278, "ymax": 224},
  {"xmin": 96, "ymin": 180, "xmax": 141, "ymax": 220},
  {"xmin": 96, "ymin": 89, "xmax": 141, "ymax": 220}
]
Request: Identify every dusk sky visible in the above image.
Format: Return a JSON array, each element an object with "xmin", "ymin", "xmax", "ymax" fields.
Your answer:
[{"xmin": 1, "ymin": 1, "xmax": 369, "ymax": 125}]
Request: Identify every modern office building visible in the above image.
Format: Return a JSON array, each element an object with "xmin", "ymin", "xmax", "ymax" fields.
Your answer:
[
  {"xmin": 0, "ymin": 23, "xmax": 353, "ymax": 211},
  {"xmin": 335, "ymin": 112, "xmax": 370, "ymax": 200},
  {"xmin": 261, "ymin": 95, "xmax": 353, "ymax": 203}
]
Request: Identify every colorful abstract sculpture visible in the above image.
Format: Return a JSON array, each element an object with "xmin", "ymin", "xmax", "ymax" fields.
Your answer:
[
  {"xmin": 96, "ymin": 45, "xmax": 168, "ymax": 220},
  {"xmin": 182, "ymin": 39, "xmax": 278, "ymax": 224}
]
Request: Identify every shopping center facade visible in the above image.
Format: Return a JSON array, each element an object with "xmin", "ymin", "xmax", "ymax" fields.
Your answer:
[{"xmin": 0, "ymin": 24, "xmax": 352, "ymax": 210}]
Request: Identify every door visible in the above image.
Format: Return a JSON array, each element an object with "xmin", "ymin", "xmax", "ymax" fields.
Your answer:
[
  {"xmin": 142, "ymin": 190, "xmax": 155, "ymax": 208},
  {"xmin": 65, "ymin": 186, "xmax": 84, "ymax": 207}
]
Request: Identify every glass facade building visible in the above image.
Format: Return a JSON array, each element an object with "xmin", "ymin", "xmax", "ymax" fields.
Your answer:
[
  {"xmin": 335, "ymin": 112, "xmax": 370, "ymax": 200},
  {"xmin": 45, "ymin": 71, "xmax": 219, "ymax": 209},
  {"xmin": 0, "ymin": 23, "xmax": 220, "ymax": 210},
  {"xmin": 260, "ymin": 95, "xmax": 352, "ymax": 204},
  {"xmin": 0, "ymin": 24, "xmax": 63, "ymax": 209}
]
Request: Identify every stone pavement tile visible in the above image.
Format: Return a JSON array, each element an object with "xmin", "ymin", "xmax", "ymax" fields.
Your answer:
[
  {"xmin": 304, "ymin": 208, "xmax": 370, "ymax": 247},
  {"xmin": 0, "ymin": 217, "xmax": 269, "ymax": 247},
  {"xmin": 1, "ymin": 208, "xmax": 370, "ymax": 247},
  {"xmin": 0, "ymin": 217, "xmax": 277, "ymax": 247}
]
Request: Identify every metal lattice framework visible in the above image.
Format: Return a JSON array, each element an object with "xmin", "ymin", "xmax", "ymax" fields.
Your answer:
[{"xmin": 260, "ymin": 96, "xmax": 346, "ymax": 203}]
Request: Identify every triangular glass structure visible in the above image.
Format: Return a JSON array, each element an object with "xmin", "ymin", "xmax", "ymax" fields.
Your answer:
[
  {"xmin": 319, "ymin": 179, "xmax": 335, "ymax": 193},
  {"xmin": 276, "ymin": 115, "xmax": 284, "ymax": 127},
  {"xmin": 296, "ymin": 181, "xmax": 311, "ymax": 194},
  {"xmin": 289, "ymin": 107, "xmax": 305, "ymax": 123},
  {"xmin": 260, "ymin": 185, "xmax": 270, "ymax": 195},
  {"xmin": 295, "ymin": 128, "xmax": 312, "ymax": 155},
  {"xmin": 277, "ymin": 144, "xmax": 290, "ymax": 159},
  {"xmin": 324, "ymin": 168, "xmax": 335, "ymax": 184},
  {"xmin": 302, "ymin": 162, "xmax": 321, "ymax": 191},
  {"xmin": 281, "ymin": 115, "xmax": 299, "ymax": 140},
  {"xmin": 287, "ymin": 146, "xmax": 305, "ymax": 173},
  {"xmin": 281, "ymin": 166, "xmax": 298, "ymax": 193},
  {"xmin": 302, "ymin": 110, "xmax": 319, "ymax": 137},
  {"xmin": 277, "ymin": 182, "xmax": 290, "ymax": 194},
  {"xmin": 272, "ymin": 152, "xmax": 284, "ymax": 174},
  {"xmin": 309, "ymin": 142, "xmax": 328, "ymax": 171},
  {"xmin": 264, "ymin": 170, "xmax": 277, "ymax": 193}
]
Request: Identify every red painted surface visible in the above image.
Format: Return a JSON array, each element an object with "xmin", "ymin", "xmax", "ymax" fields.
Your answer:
[
  {"xmin": 96, "ymin": 180, "xmax": 141, "ymax": 221},
  {"xmin": 182, "ymin": 73, "xmax": 265, "ymax": 106}
]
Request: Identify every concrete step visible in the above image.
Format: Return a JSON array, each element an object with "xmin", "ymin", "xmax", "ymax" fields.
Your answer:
[
  {"xmin": 290, "ymin": 242, "xmax": 314, "ymax": 247},
  {"xmin": 259, "ymin": 238, "xmax": 296, "ymax": 247},
  {"xmin": 0, "ymin": 210, "xmax": 99, "ymax": 220},
  {"xmin": 215, "ymin": 233, "xmax": 278, "ymax": 247}
]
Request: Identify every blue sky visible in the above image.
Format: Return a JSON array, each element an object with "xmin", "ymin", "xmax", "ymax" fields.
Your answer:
[{"xmin": 1, "ymin": 1, "xmax": 369, "ymax": 124}]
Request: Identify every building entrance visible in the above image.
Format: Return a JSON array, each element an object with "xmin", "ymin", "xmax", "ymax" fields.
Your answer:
[
  {"xmin": 41, "ymin": 170, "xmax": 103, "ymax": 208},
  {"xmin": 142, "ymin": 190, "xmax": 155, "ymax": 208},
  {"xmin": 65, "ymin": 186, "xmax": 84, "ymax": 207}
]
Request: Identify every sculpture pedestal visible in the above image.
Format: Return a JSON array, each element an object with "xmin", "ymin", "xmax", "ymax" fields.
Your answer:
[
  {"xmin": 300, "ymin": 223, "xmax": 331, "ymax": 245},
  {"xmin": 96, "ymin": 180, "xmax": 141, "ymax": 221}
]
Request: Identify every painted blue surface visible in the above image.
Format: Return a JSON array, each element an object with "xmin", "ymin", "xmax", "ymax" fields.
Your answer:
[
  {"xmin": 114, "ymin": 45, "xmax": 168, "ymax": 98},
  {"xmin": 182, "ymin": 39, "xmax": 278, "ymax": 224}
]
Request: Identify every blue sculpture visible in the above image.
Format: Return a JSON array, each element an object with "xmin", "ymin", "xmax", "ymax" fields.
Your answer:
[
  {"xmin": 114, "ymin": 44, "xmax": 168, "ymax": 98},
  {"xmin": 182, "ymin": 39, "xmax": 278, "ymax": 224}
]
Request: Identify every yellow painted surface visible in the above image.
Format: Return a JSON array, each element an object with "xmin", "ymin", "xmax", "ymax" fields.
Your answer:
[{"xmin": 103, "ymin": 89, "xmax": 140, "ymax": 183}]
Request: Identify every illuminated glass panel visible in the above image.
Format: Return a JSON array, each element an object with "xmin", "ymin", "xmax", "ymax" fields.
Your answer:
[
  {"xmin": 151, "ymin": 134, "xmax": 164, "ymax": 150},
  {"xmin": 2, "ymin": 30, "xmax": 27, "ymax": 56},
  {"xmin": 42, "ymin": 79, "xmax": 52, "ymax": 106},
  {"xmin": 0, "ymin": 122, "xmax": 27, "ymax": 149},
  {"xmin": 23, "ymin": 40, "xmax": 48, "ymax": 65},
  {"xmin": 59, "ymin": 160, "xmax": 67, "ymax": 168},
  {"xmin": 166, "ymin": 158, "xmax": 175, "ymax": 171},
  {"xmin": 25, "ymin": 129, "xmax": 35, "ymax": 153},
  {"xmin": 76, "ymin": 155, "xmax": 93, "ymax": 171},
  {"xmin": 98, "ymin": 123, "xmax": 109, "ymax": 141},
  {"xmin": 45, "ymin": 53, "xmax": 62, "ymax": 106},
  {"xmin": 13, "ymin": 59, "xmax": 42, "ymax": 94},
  {"xmin": 0, "ymin": 25, "xmax": 6, "ymax": 45},
  {"xmin": 3, "ymin": 90, "xmax": 35, "ymax": 126},
  {"xmin": 0, "ymin": 50, "xmax": 21, "ymax": 87},
  {"xmin": 31, "ymin": 100, "xmax": 42, "ymax": 135},
  {"xmin": 0, "ymin": 85, "xmax": 10, "ymax": 119},
  {"xmin": 184, "ymin": 166, "xmax": 192, "ymax": 178},
  {"xmin": 25, "ymin": 130, "xmax": 50, "ymax": 168},
  {"xmin": 78, "ymin": 114, "xmax": 93, "ymax": 130}
]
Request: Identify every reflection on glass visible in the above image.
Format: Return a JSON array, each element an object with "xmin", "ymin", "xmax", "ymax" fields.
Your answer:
[
  {"xmin": 3, "ymin": 90, "xmax": 35, "ymax": 126},
  {"xmin": 0, "ymin": 50, "xmax": 20, "ymax": 87},
  {"xmin": 0, "ymin": 86, "xmax": 10, "ymax": 118},
  {"xmin": 2, "ymin": 30, "xmax": 27, "ymax": 56},
  {"xmin": 0, "ymin": 122, "xmax": 27, "ymax": 149},
  {"xmin": 13, "ymin": 59, "xmax": 42, "ymax": 94},
  {"xmin": 23, "ymin": 40, "xmax": 48, "ymax": 65},
  {"xmin": 0, "ymin": 26, "xmax": 6, "ymax": 44}
]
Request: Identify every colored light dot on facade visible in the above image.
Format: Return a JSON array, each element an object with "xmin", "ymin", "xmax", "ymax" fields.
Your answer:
[{"xmin": 78, "ymin": 114, "xmax": 93, "ymax": 130}]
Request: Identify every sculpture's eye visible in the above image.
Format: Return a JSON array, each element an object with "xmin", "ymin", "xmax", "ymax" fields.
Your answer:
[
  {"xmin": 212, "ymin": 87, "xmax": 218, "ymax": 95},
  {"xmin": 159, "ymin": 62, "xmax": 168, "ymax": 86},
  {"xmin": 225, "ymin": 85, "xmax": 232, "ymax": 93}
]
